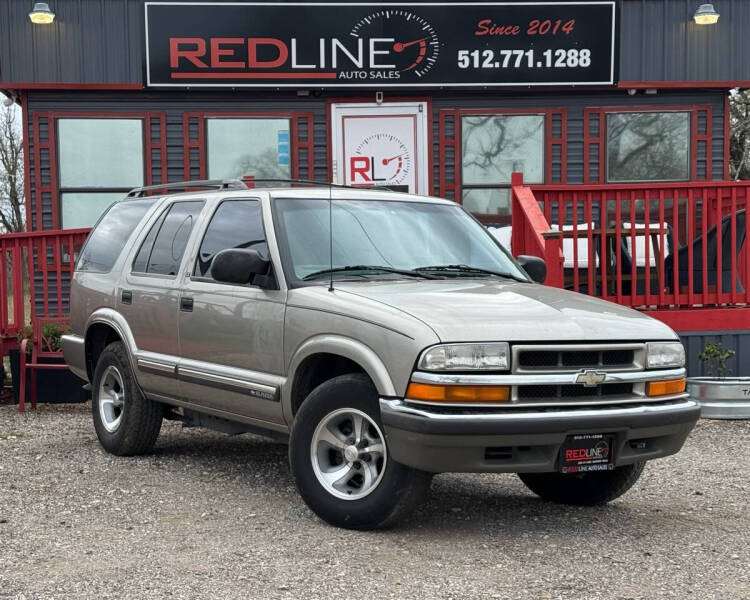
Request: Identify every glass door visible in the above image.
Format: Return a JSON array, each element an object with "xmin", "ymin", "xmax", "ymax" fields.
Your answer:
[{"xmin": 330, "ymin": 102, "xmax": 429, "ymax": 194}]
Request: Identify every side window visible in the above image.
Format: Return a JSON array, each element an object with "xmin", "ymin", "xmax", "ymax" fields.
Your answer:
[
  {"xmin": 194, "ymin": 199, "xmax": 269, "ymax": 279},
  {"xmin": 76, "ymin": 198, "xmax": 155, "ymax": 273},
  {"xmin": 132, "ymin": 210, "xmax": 167, "ymax": 273},
  {"xmin": 133, "ymin": 201, "xmax": 205, "ymax": 276}
]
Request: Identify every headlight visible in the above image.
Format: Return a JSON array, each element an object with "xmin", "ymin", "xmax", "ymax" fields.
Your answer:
[
  {"xmin": 418, "ymin": 343, "xmax": 510, "ymax": 371},
  {"xmin": 646, "ymin": 342, "xmax": 685, "ymax": 369}
]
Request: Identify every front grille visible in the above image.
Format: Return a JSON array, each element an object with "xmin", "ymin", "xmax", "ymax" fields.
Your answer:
[
  {"xmin": 513, "ymin": 343, "xmax": 644, "ymax": 374},
  {"xmin": 518, "ymin": 349, "xmax": 635, "ymax": 370},
  {"xmin": 517, "ymin": 382, "xmax": 632, "ymax": 400}
]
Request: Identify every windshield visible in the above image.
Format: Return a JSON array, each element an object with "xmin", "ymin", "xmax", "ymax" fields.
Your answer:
[{"xmin": 273, "ymin": 198, "xmax": 528, "ymax": 283}]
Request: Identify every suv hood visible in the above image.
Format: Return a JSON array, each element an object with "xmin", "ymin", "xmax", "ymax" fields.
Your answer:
[{"xmin": 335, "ymin": 280, "xmax": 677, "ymax": 342}]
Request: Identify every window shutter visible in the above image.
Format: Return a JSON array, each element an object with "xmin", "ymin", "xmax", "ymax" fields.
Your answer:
[
  {"xmin": 146, "ymin": 113, "xmax": 168, "ymax": 186},
  {"xmin": 693, "ymin": 105, "xmax": 712, "ymax": 181},
  {"xmin": 32, "ymin": 112, "xmax": 58, "ymax": 230},
  {"xmin": 583, "ymin": 107, "xmax": 604, "ymax": 184},
  {"xmin": 438, "ymin": 109, "xmax": 460, "ymax": 201},
  {"xmin": 546, "ymin": 109, "xmax": 567, "ymax": 184},
  {"xmin": 183, "ymin": 112, "xmax": 206, "ymax": 180}
]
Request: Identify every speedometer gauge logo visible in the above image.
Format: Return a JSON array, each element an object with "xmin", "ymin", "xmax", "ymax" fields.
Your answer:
[{"xmin": 350, "ymin": 10, "xmax": 440, "ymax": 78}]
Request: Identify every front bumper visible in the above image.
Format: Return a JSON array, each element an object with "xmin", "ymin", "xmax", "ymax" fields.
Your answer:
[{"xmin": 380, "ymin": 397, "xmax": 700, "ymax": 473}]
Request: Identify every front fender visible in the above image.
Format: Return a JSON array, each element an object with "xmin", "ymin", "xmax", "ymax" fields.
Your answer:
[{"xmin": 282, "ymin": 334, "xmax": 397, "ymax": 423}]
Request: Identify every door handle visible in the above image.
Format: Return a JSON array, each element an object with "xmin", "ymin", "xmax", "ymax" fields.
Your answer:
[
  {"xmin": 180, "ymin": 296, "xmax": 194, "ymax": 312},
  {"xmin": 121, "ymin": 289, "xmax": 132, "ymax": 305}
]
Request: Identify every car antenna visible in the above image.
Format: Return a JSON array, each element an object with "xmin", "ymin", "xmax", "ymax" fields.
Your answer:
[{"xmin": 328, "ymin": 178, "xmax": 334, "ymax": 293}]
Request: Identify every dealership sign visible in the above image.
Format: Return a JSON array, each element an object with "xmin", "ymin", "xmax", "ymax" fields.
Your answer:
[{"xmin": 145, "ymin": 2, "xmax": 617, "ymax": 88}]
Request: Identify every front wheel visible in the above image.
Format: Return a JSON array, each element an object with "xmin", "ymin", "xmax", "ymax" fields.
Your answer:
[
  {"xmin": 518, "ymin": 461, "xmax": 646, "ymax": 506},
  {"xmin": 289, "ymin": 374, "xmax": 431, "ymax": 530}
]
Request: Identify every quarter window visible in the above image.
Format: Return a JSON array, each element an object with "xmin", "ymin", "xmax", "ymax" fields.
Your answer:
[
  {"xmin": 461, "ymin": 114, "xmax": 545, "ymax": 217},
  {"xmin": 133, "ymin": 201, "xmax": 205, "ymax": 276},
  {"xmin": 76, "ymin": 199, "xmax": 155, "ymax": 273},
  {"xmin": 57, "ymin": 118, "xmax": 145, "ymax": 228},
  {"xmin": 194, "ymin": 200, "xmax": 268, "ymax": 280},
  {"xmin": 207, "ymin": 118, "xmax": 291, "ymax": 183},
  {"xmin": 606, "ymin": 111, "xmax": 690, "ymax": 182}
]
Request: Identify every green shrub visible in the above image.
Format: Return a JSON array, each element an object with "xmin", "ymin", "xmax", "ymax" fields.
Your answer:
[{"xmin": 698, "ymin": 342, "xmax": 735, "ymax": 378}]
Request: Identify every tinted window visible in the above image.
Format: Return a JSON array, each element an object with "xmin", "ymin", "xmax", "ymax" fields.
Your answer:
[
  {"xmin": 76, "ymin": 199, "xmax": 155, "ymax": 273},
  {"xmin": 132, "ymin": 210, "xmax": 167, "ymax": 273},
  {"xmin": 133, "ymin": 201, "xmax": 204, "ymax": 276},
  {"xmin": 194, "ymin": 200, "xmax": 268, "ymax": 279}
]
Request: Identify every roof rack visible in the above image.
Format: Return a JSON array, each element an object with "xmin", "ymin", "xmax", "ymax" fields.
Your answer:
[
  {"xmin": 126, "ymin": 177, "xmax": 400, "ymax": 199},
  {"xmin": 126, "ymin": 179, "xmax": 247, "ymax": 198}
]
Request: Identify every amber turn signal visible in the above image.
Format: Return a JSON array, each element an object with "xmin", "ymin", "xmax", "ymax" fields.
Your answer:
[
  {"xmin": 406, "ymin": 382, "xmax": 510, "ymax": 403},
  {"xmin": 646, "ymin": 378, "xmax": 686, "ymax": 397}
]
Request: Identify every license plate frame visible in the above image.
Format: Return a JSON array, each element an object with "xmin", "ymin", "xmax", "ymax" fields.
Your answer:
[{"xmin": 559, "ymin": 433, "xmax": 615, "ymax": 473}]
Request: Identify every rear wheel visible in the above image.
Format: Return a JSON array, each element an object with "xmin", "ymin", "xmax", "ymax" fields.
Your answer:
[
  {"xmin": 92, "ymin": 341, "xmax": 163, "ymax": 456},
  {"xmin": 289, "ymin": 373, "xmax": 431, "ymax": 530},
  {"xmin": 518, "ymin": 461, "xmax": 646, "ymax": 506}
]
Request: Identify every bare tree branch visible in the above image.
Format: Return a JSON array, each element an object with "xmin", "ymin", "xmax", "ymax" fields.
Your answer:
[
  {"xmin": 0, "ymin": 95, "xmax": 25, "ymax": 232},
  {"xmin": 730, "ymin": 88, "xmax": 750, "ymax": 181}
]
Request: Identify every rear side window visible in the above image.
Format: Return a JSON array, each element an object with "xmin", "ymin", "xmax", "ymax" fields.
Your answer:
[
  {"xmin": 76, "ymin": 199, "xmax": 155, "ymax": 273},
  {"xmin": 133, "ymin": 201, "xmax": 205, "ymax": 276},
  {"xmin": 194, "ymin": 199, "xmax": 268, "ymax": 279}
]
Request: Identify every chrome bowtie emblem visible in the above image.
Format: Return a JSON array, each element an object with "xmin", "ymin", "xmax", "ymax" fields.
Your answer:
[{"xmin": 576, "ymin": 370, "xmax": 607, "ymax": 387}]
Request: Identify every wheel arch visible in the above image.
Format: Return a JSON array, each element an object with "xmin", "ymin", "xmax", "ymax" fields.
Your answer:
[
  {"xmin": 284, "ymin": 335, "xmax": 397, "ymax": 422},
  {"xmin": 84, "ymin": 308, "xmax": 139, "ymax": 381}
]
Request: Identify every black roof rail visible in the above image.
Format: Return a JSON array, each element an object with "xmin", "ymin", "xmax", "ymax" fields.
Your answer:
[{"xmin": 126, "ymin": 179, "xmax": 247, "ymax": 198}]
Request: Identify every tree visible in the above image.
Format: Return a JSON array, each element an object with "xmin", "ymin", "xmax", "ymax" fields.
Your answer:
[
  {"xmin": 729, "ymin": 88, "xmax": 750, "ymax": 181},
  {"xmin": 0, "ymin": 96, "xmax": 25, "ymax": 232}
]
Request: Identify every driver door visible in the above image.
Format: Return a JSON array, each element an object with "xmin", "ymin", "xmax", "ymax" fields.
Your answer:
[{"xmin": 177, "ymin": 198, "xmax": 286, "ymax": 425}]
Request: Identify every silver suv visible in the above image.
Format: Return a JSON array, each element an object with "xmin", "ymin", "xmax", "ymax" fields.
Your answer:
[{"xmin": 62, "ymin": 179, "xmax": 700, "ymax": 530}]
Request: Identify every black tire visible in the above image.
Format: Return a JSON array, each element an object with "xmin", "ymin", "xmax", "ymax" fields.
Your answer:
[
  {"xmin": 518, "ymin": 461, "xmax": 646, "ymax": 506},
  {"xmin": 91, "ymin": 341, "xmax": 163, "ymax": 456},
  {"xmin": 289, "ymin": 373, "xmax": 431, "ymax": 530}
]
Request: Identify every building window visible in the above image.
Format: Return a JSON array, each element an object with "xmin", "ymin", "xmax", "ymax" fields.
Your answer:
[
  {"xmin": 606, "ymin": 111, "xmax": 690, "ymax": 182},
  {"xmin": 57, "ymin": 118, "xmax": 145, "ymax": 228},
  {"xmin": 461, "ymin": 114, "xmax": 545, "ymax": 216},
  {"xmin": 207, "ymin": 118, "xmax": 291, "ymax": 182}
]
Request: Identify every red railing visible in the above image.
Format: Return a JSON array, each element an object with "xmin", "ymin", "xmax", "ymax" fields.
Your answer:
[
  {"xmin": 511, "ymin": 174, "xmax": 749, "ymax": 311},
  {"xmin": 0, "ymin": 228, "xmax": 90, "ymax": 352},
  {"xmin": 510, "ymin": 173, "xmax": 564, "ymax": 288},
  {"xmin": 2, "ymin": 177, "xmax": 749, "ymax": 354}
]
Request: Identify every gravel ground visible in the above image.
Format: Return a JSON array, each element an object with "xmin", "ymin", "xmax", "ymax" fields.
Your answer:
[{"xmin": 0, "ymin": 402, "xmax": 748, "ymax": 600}]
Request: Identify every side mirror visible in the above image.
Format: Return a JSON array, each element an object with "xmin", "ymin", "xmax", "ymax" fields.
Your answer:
[
  {"xmin": 517, "ymin": 255, "xmax": 546, "ymax": 284},
  {"xmin": 211, "ymin": 248, "xmax": 269, "ymax": 285}
]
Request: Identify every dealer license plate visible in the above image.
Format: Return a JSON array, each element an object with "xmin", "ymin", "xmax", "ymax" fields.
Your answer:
[{"xmin": 559, "ymin": 433, "xmax": 615, "ymax": 473}]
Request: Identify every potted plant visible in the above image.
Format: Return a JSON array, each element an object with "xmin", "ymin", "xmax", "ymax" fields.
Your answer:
[
  {"xmin": 9, "ymin": 322, "xmax": 87, "ymax": 405},
  {"xmin": 687, "ymin": 341, "xmax": 750, "ymax": 419}
]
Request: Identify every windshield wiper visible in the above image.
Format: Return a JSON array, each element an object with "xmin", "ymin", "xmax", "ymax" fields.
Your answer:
[
  {"xmin": 414, "ymin": 264, "xmax": 528, "ymax": 282},
  {"xmin": 303, "ymin": 265, "xmax": 440, "ymax": 281}
]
